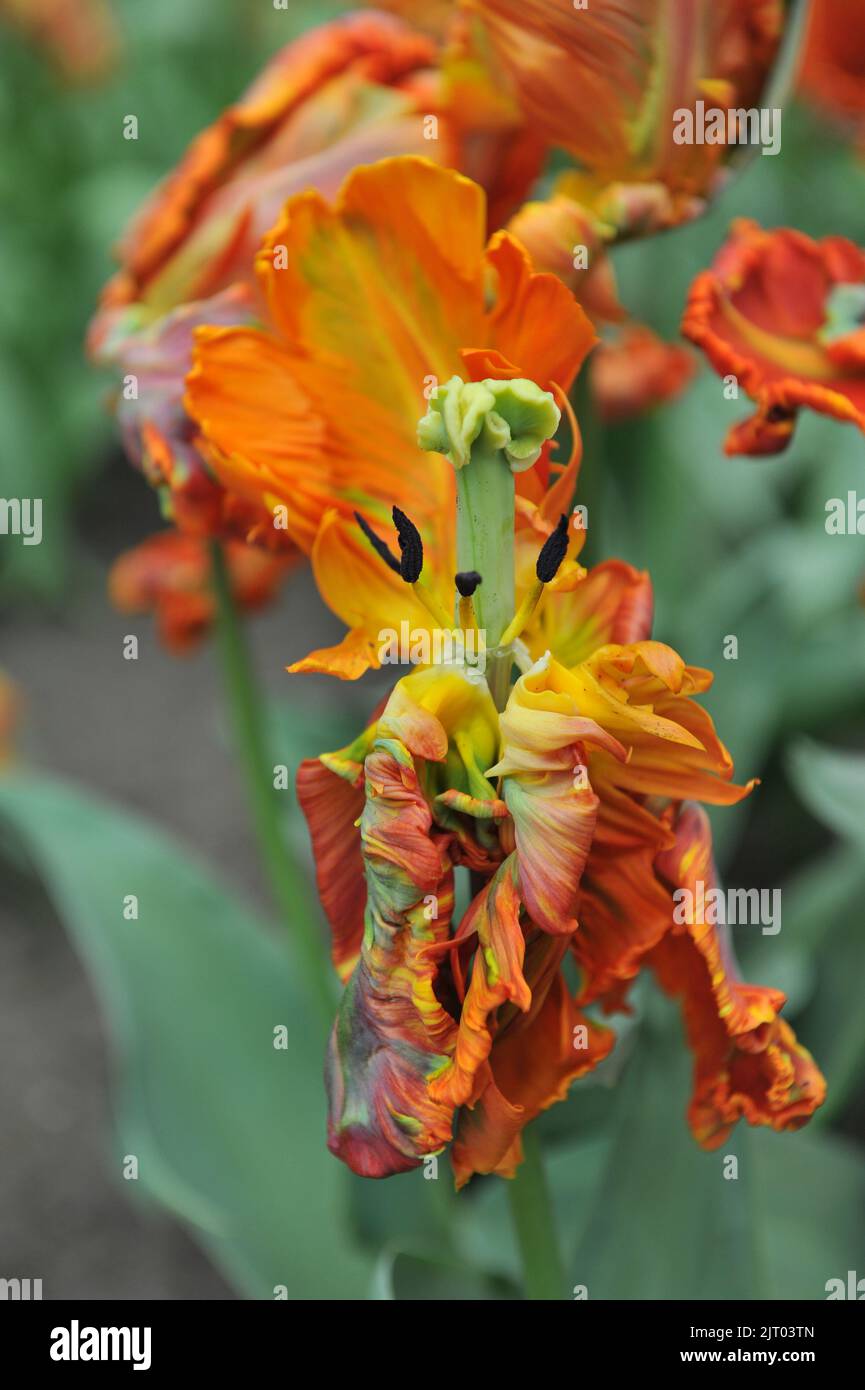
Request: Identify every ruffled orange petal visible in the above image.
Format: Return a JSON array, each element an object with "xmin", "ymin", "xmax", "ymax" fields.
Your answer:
[
  {"xmin": 571, "ymin": 642, "xmax": 757, "ymax": 808},
  {"xmin": 296, "ymin": 746, "xmax": 369, "ymax": 982},
  {"xmin": 429, "ymin": 857, "xmax": 530, "ymax": 1110},
  {"xmin": 488, "ymin": 655, "xmax": 627, "ymax": 936},
  {"xmin": 470, "ymin": 0, "xmax": 784, "ymax": 218},
  {"xmin": 185, "ymin": 327, "xmax": 331, "ymax": 552},
  {"xmin": 325, "ymin": 736, "xmax": 459, "ymax": 1177},
  {"xmin": 576, "ymin": 839, "xmax": 676, "ymax": 1004},
  {"xmin": 651, "ymin": 803, "xmax": 826, "ymax": 1147},
  {"xmin": 524, "ymin": 558, "xmax": 653, "ymax": 668},
  {"xmin": 483, "ymin": 232, "xmax": 597, "ymax": 393},
  {"xmin": 452, "ymin": 936, "xmax": 615, "ymax": 1185}
]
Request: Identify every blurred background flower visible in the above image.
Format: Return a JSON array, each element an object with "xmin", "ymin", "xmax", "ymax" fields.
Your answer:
[
  {"xmin": 0, "ymin": 0, "xmax": 119, "ymax": 83},
  {"xmin": 0, "ymin": 670, "xmax": 20, "ymax": 765},
  {"xmin": 798, "ymin": 0, "xmax": 865, "ymax": 143},
  {"xmin": 683, "ymin": 219, "xmax": 865, "ymax": 455}
]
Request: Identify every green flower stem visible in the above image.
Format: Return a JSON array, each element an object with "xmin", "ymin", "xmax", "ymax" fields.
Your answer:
[
  {"xmin": 210, "ymin": 542, "xmax": 334, "ymax": 1027},
  {"xmin": 505, "ymin": 1124, "xmax": 566, "ymax": 1300},
  {"xmin": 573, "ymin": 368, "xmax": 604, "ymax": 569},
  {"xmin": 456, "ymin": 448, "xmax": 514, "ymax": 710}
]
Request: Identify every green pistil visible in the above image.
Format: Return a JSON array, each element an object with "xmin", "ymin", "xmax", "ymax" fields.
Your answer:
[{"xmin": 418, "ymin": 377, "xmax": 560, "ymax": 710}]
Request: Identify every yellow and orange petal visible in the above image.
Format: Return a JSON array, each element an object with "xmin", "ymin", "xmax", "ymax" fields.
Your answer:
[
  {"xmin": 559, "ymin": 642, "xmax": 756, "ymax": 813},
  {"xmin": 296, "ymin": 744, "xmax": 370, "ymax": 983},
  {"xmin": 429, "ymin": 857, "xmax": 531, "ymax": 1109},
  {"xmin": 651, "ymin": 803, "xmax": 826, "ymax": 1146},
  {"xmin": 556, "ymin": 642, "xmax": 755, "ymax": 1003},
  {"xmin": 523, "ymin": 558, "xmax": 653, "ymax": 670},
  {"xmin": 299, "ymin": 667, "xmax": 499, "ymax": 982},
  {"xmin": 108, "ymin": 530, "xmax": 298, "ymax": 653},
  {"xmin": 488, "ymin": 655, "xmax": 626, "ymax": 937},
  {"xmin": 683, "ymin": 218, "xmax": 865, "ymax": 455},
  {"xmin": 319, "ymin": 669, "xmax": 504, "ymax": 1176}
]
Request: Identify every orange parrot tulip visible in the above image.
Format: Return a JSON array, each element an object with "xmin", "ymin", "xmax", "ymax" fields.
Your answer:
[
  {"xmin": 295, "ymin": 374, "xmax": 824, "ymax": 1185},
  {"xmin": 683, "ymin": 219, "xmax": 865, "ymax": 454}
]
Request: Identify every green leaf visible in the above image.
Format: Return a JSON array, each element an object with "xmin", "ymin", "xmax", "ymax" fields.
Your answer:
[
  {"xmin": 0, "ymin": 773, "xmax": 371, "ymax": 1299},
  {"xmin": 455, "ymin": 1129, "xmax": 614, "ymax": 1293},
  {"xmin": 751, "ymin": 1128, "xmax": 865, "ymax": 1299},
  {"xmin": 560, "ymin": 995, "xmax": 864, "ymax": 1300},
  {"xmin": 787, "ymin": 737, "xmax": 865, "ymax": 849},
  {"xmin": 372, "ymin": 1249, "xmax": 519, "ymax": 1301},
  {"xmin": 568, "ymin": 1008, "xmax": 756, "ymax": 1300}
]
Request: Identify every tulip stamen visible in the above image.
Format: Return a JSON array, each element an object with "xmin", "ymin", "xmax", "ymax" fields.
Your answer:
[
  {"xmin": 455, "ymin": 570, "xmax": 482, "ymax": 632},
  {"xmin": 412, "ymin": 581, "xmax": 454, "ymax": 630},
  {"xmin": 499, "ymin": 514, "xmax": 570, "ymax": 647},
  {"xmin": 356, "ymin": 507, "xmax": 451, "ymax": 627},
  {"xmin": 354, "ymin": 510, "xmax": 401, "ymax": 574},
  {"xmin": 392, "ymin": 505, "xmax": 423, "ymax": 583}
]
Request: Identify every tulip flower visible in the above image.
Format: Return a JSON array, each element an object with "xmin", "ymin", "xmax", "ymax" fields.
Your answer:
[
  {"xmin": 683, "ymin": 218, "xmax": 865, "ymax": 454},
  {"xmin": 477, "ymin": 0, "xmax": 793, "ymax": 278},
  {"xmin": 89, "ymin": 13, "xmax": 539, "ymax": 555},
  {"xmin": 297, "ymin": 377, "xmax": 825, "ymax": 1185},
  {"xmin": 390, "ymin": 0, "xmax": 789, "ymax": 221},
  {"xmin": 88, "ymin": 13, "xmax": 450, "ymax": 547},
  {"xmin": 185, "ymin": 156, "xmax": 596, "ymax": 677}
]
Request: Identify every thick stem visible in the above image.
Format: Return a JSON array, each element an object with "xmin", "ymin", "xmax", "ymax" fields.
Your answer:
[
  {"xmin": 573, "ymin": 368, "xmax": 604, "ymax": 569},
  {"xmin": 210, "ymin": 542, "xmax": 334, "ymax": 1026},
  {"xmin": 505, "ymin": 1124, "xmax": 566, "ymax": 1300},
  {"xmin": 456, "ymin": 449, "xmax": 514, "ymax": 709}
]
